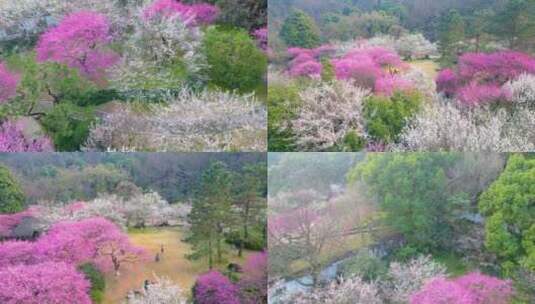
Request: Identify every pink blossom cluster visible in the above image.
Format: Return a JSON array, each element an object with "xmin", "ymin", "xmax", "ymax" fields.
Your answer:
[
  {"xmin": 0, "ymin": 62, "xmax": 19, "ymax": 103},
  {"xmin": 375, "ymin": 74, "xmax": 414, "ymax": 96},
  {"xmin": 36, "ymin": 11, "xmax": 118, "ymax": 81},
  {"xmin": 332, "ymin": 47, "xmax": 408, "ymax": 91},
  {"xmin": 0, "ymin": 120, "xmax": 53, "ymax": 152},
  {"xmin": 411, "ymin": 272, "xmax": 513, "ymax": 304},
  {"xmin": 143, "ymin": 0, "xmax": 219, "ymax": 26},
  {"xmin": 253, "ymin": 27, "xmax": 268, "ymax": 51},
  {"xmin": 193, "ymin": 270, "xmax": 241, "ymax": 304},
  {"xmin": 436, "ymin": 51, "xmax": 535, "ymax": 106},
  {"xmin": 0, "ymin": 262, "xmax": 92, "ymax": 304},
  {"xmin": 287, "ymin": 45, "xmax": 336, "ymax": 78},
  {"xmin": 0, "ymin": 217, "xmax": 145, "ymax": 272}
]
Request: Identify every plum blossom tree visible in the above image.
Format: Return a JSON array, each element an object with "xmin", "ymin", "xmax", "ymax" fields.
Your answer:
[
  {"xmin": 0, "ymin": 262, "xmax": 91, "ymax": 304},
  {"xmin": 36, "ymin": 217, "xmax": 145, "ymax": 274},
  {"xmin": 0, "ymin": 62, "xmax": 19, "ymax": 103},
  {"xmin": 0, "ymin": 120, "xmax": 53, "ymax": 152},
  {"xmin": 142, "ymin": 0, "xmax": 219, "ymax": 26},
  {"xmin": 505, "ymin": 73, "xmax": 535, "ymax": 106},
  {"xmin": 126, "ymin": 275, "xmax": 187, "ymax": 304},
  {"xmin": 193, "ymin": 270, "xmax": 240, "ymax": 304},
  {"xmin": 290, "ymin": 81, "xmax": 370, "ymax": 151},
  {"xmin": 36, "ymin": 11, "xmax": 118, "ymax": 81},
  {"xmin": 410, "ymin": 272, "xmax": 513, "ymax": 304}
]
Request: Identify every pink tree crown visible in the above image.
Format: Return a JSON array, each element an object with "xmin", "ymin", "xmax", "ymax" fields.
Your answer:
[
  {"xmin": 411, "ymin": 272, "xmax": 514, "ymax": 304},
  {"xmin": 36, "ymin": 11, "xmax": 118, "ymax": 81},
  {"xmin": 193, "ymin": 270, "xmax": 240, "ymax": 304},
  {"xmin": 239, "ymin": 251, "xmax": 267, "ymax": 304},
  {"xmin": 0, "ymin": 262, "xmax": 91, "ymax": 304}
]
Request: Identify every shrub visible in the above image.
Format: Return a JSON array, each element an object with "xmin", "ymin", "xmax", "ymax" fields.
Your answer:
[
  {"xmin": 41, "ymin": 103, "xmax": 96, "ymax": 151},
  {"xmin": 203, "ymin": 27, "xmax": 267, "ymax": 93},
  {"xmin": 193, "ymin": 271, "xmax": 240, "ymax": 304},
  {"xmin": 290, "ymin": 81, "xmax": 370, "ymax": 151},
  {"xmin": 280, "ymin": 10, "xmax": 320, "ymax": 48},
  {"xmin": 338, "ymin": 250, "xmax": 387, "ymax": 282},
  {"xmin": 363, "ymin": 91, "xmax": 422, "ymax": 143},
  {"xmin": 78, "ymin": 263, "xmax": 106, "ymax": 304},
  {"xmin": 0, "ymin": 165, "xmax": 26, "ymax": 214},
  {"xmin": 456, "ymin": 82, "xmax": 510, "ymax": 106}
]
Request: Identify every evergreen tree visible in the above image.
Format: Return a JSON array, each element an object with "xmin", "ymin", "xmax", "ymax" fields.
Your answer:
[
  {"xmin": 280, "ymin": 10, "xmax": 321, "ymax": 48},
  {"xmin": 232, "ymin": 163, "xmax": 267, "ymax": 256},
  {"xmin": 438, "ymin": 9, "xmax": 465, "ymax": 66},
  {"xmin": 0, "ymin": 165, "xmax": 25, "ymax": 214},
  {"xmin": 187, "ymin": 161, "xmax": 233, "ymax": 269},
  {"xmin": 493, "ymin": 0, "xmax": 535, "ymax": 50}
]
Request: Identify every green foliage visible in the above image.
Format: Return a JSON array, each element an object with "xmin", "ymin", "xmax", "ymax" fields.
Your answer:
[
  {"xmin": 267, "ymin": 84, "xmax": 301, "ymax": 151},
  {"xmin": 338, "ymin": 130, "xmax": 366, "ymax": 152},
  {"xmin": 0, "ymin": 165, "xmax": 25, "ymax": 214},
  {"xmin": 479, "ymin": 154, "xmax": 535, "ymax": 273},
  {"xmin": 41, "ymin": 103, "xmax": 96, "ymax": 151},
  {"xmin": 78, "ymin": 263, "xmax": 105, "ymax": 304},
  {"xmin": 392, "ymin": 245, "xmax": 419, "ymax": 262},
  {"xmin": 363, "ymin": 91, "xmax": 422, "ymax": 143},
  {"xmin": 203, "ymin": 27, "xmax": 267, "ymax": 93},
  {"xmin": 338, "ymin": 250, "xmax": 387, "ymax": 281},
  {"xmin": 280, "ymin": 10, "xmax": 321, "ymax": 48},
  {"xmin": 196, "ymin": 0, "xmax": 267, "ymax": 32},
  {"xmin": 349, "ymin": 153, "xmax": 469, "ymax": 252}
]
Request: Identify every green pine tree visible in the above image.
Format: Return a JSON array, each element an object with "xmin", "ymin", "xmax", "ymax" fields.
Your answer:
[
  {"xmin": 0, "ymin": 165, "xmax": 25, "ymax": 214},
  {"xmin": 280, "ymin": 10, "xmax": 321, "ymax": 48}
]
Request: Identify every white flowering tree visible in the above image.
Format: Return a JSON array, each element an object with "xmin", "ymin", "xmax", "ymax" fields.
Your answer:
[
  {"xmin": 505, "ymin": 73, "xmax": 535, "ymax": 107},
  {"xmin": 291, "ymin": 81, "xmax": 370, "ymax": 151},
  {"xmin": 126, "ymin": 275, "xmax": 187, "ymax": 304},
  {"xmin": 381, "ymin": 255, "xmax": 447, "ymax": 304},
  {"xmin": 85, "ymin": 89, "xmax": 267, "ymax": 152}
]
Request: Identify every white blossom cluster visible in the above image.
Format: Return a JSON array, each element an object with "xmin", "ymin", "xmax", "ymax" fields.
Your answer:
[
  {"xmin": 396, "ymin": 98, "xmax": 535, "ymax": 152},
  {"xmin": 126, "ymin": 275, "xmax": 187, "ymax": 304},
  {"xmin": 285, "ymin": 277, "xmax": 382, "ymax": 304},
  {"xmin": 39, "ymin": 192, "xmax": 191, "ymax": 229},
  {"xmin": 290, "ymin": 81, "xmax": 370, "ymax": 151},
  {"xmin": 505, "ymin": 73, "xmax": 535, "ymax": 107},
  {"xmin": 110, "ymin": 11, "xmax": 208, "ymax": 91},
  {"xmin": 85, "ymin": 89, "xmax": 267, "ymax": 152}
]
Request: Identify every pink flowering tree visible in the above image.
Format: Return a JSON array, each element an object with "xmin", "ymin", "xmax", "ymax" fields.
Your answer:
[
  {"xmin": 193, "ymin": 270, "xmax": 240, "ymax": 304},
  {"xmin": 0, "ymin": 240, "xmax": 37, "ymax": 267},
  {"xmin": 287, "ymin": 45, "xmax": 336, "ymax": 78},
  {"xmin": 0, "ymin": 62, "xmax": 19, "ymax": 103},
  {"xmin": 436, "ymin": 51, "xmax": 535, "ymax": 106},
  {"xmin": 239, "ymin": 251, "xmax": 268, "ymax": 304},
  {"xmin": 36, "ymin": 11, "xmax": 118, "ymax": 81},
  {"xmin": 0, "ymin": 120, "xmax": 53, "ymax": 152},
  {"xmin": 35, "ymin": 217, "xmax": 146, "ymax": 275},
  {"xmin": 0, "ymin": 262, "xmax": 91, "ymax": 304},
  {"xmin": 411, "ymin": 272, "xmax": 514, "ymax": 304},
  {"xmin": 143, "ymin": 0, "xmax": 219, "ymax": 26},
  {"xmin": 0, "ymin": 209, "xmax": 36, "ymax": 239},
  {"xmin": 375, "ymin": 74, "xmax": 414, "ymax": 96}
]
